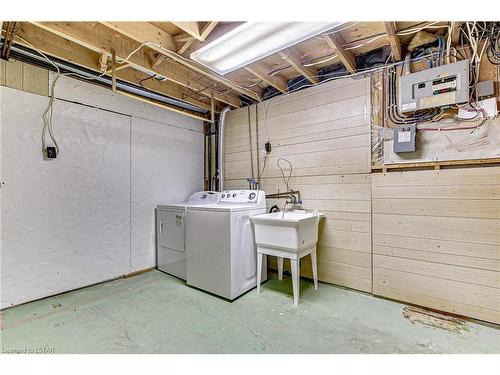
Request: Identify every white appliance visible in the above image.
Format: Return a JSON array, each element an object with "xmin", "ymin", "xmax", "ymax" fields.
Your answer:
[
  {"xmin": 156, "ymin": 191, "xmax": 220, "ymax": 280},
  {"xmin": 185, "ymin": 190, "xmax": 267, "ymax": 300}
]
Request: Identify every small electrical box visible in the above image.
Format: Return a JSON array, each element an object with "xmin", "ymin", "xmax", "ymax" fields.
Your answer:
[
  {"xmin": 476, "ymin": 80, "xmax": 494, "ymax": 98},
  {"xmin": 393, "ymin": 125, "xmax": 416, "ymax": 153},
  {"xmin": 398, "ymin": 60, "xmax": 469, "ymax": 113},
  {"xmin": 45, "ymin": 146, "xmax": 57, "ymax": 159}
]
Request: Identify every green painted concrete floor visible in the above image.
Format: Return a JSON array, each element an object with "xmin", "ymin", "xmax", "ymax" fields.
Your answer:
[{"xmin": 1, "ymin": 270, "xmax": 499, "ymax": 354}]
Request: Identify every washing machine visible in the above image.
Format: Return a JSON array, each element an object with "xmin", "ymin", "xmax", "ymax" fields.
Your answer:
[
  {"xmin": 156, "ymin": 191, "xmax": 220, "ymax": 280},
  {"xmin": 185, "ymin": 190, "xmax": 267, "ymax": 300}
]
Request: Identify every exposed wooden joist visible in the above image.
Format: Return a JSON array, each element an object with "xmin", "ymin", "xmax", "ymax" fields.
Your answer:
[
  {"xmin": 13, "ymin": 22, "xmax": 215, "ymax": 112},
  {"xmin": 111, "ymin": 49, "xmax": 116, "ymax": 91},
  {"xmin": 384, "ymin": 22, "xmax": 402, "ymax": 61},
  {"xmin": 150, "ymin": 53, "xmax": 165, "ymax": 69},
  {"xmin": 450, "ymin": 21, "xmax": 463, "ymax": 45},
  {"xmin": 172, "ymin": 22, "xmax": 202, "ymax": 41},
  {"xmin": 174, "ymin": 33, "xmax": 195, "ymax": 43},
  {"xmin": 179, "ymin": 22, "xmax": 244, "ymax": 59},
  {"xmin": 245, "ymin": 64, "xmax": 288, "ymax": 94},
  {"xmin": 30, "ymin": 22, "xmax": 243, "ymax": 108},
  {"xmin": 177, "ymin": 22, "xmax": 219, "ymax": 56},
  {"xmin": 199, "ymin": 22, "xmax": 219, "ymax": 41},
  {"xmin": 323, "ymin": 33, "xmax": 356, "ymax": 74},
  {"xmin": 101, "ymin": 22, "xmax": 177, "ymax": 51},
  {"xmin": 105, "ymin": 62, "xmax": 130, "ymax": 74},
  {"xmin": 178, "ymin": 40, "xmax": 195, "ymax": 55},
  {"xmin": 97, "ymin": 22, "xmax": 260, "ymax": 102},
  {"xmin": 278, "ymin": 50, "xmax": 319, "ymax": 84}
]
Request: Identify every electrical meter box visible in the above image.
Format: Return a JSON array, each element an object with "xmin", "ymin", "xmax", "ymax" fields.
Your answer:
[
  {"xmin": 393, "ymin": 125, "xmax": 416, "ymax": 153},
  {"xmin": 398, "ymin": 59, "xmax": 469, "ymax": 113}
]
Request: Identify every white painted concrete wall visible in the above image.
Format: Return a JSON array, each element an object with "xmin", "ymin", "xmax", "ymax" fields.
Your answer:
[{"xmin": 0, "ymin": 76, "xmax": 203, "ymax": 308}]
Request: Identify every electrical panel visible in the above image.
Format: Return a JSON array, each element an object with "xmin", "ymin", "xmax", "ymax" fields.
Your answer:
[
  {"xmin": 398, "ymin": 60, "xmax": 469, "ymax": 113},
  {"xmin": 393, "ymin": 125, "xmax": 416, "ymax": 153},
  {"xmin": 476, "ymin": 80, "xmax": 494, "ymax": 98}
]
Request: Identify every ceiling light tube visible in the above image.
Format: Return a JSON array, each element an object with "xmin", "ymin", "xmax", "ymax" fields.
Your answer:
[{"xmin": 191, "ymin": 22, "xmax": 343, "ymax": 75}]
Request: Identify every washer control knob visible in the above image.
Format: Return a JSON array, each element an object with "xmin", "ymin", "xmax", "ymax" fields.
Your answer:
[
  {"xmin": 222, "ymin": 194, "xmax": 225, "ymax": 198},
  {"xmin": 249, "ymin": 192, "xmax": 256, "ymax": 200},
  {"xmin": 233, "ymin": 193, "xmax": 236, "ymax": 197}
]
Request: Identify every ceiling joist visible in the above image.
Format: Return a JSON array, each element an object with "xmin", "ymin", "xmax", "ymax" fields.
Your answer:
[
  {"xmin": 245, "ymin": 64, "xmax": 288, "ymax": 94},
  {"xmin": 12, "ymin": 23, "xmax": 216, "ymax": 112},
  {"xmin": 323, "ymin": 33, "xmax": 356, "ymax": 74},
  {"xmin": 98, "ymin": 22, "xmax": 260, "ymax": 102},
  {"xmin": 172, "ymin": 22, "xmax": 203, "ymax": 41},
  {"xmin": 30, "ymin": 21, "xmax": 243, "ymax": 108},
  {"xmin": 278, "ymin": 50, "xmax": 319, "ymax": 84},
  {"xmin": 384, "ymin": 21, "xmax": 402, "ymax": 61}
]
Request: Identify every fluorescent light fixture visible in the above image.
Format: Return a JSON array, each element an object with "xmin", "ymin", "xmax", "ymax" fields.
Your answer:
[{"xmin": 190, "ymin": 22, "xmax": 343, "ymax": 75}]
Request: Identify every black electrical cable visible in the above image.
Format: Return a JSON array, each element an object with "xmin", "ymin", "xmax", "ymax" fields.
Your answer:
[{"xmin": 139, "ymin": 73, "xmax": 157, "ymax": 88}]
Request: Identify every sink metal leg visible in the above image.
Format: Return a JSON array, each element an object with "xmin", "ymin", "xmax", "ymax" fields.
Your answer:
[
  {"xmin": 277, "ymin": 257, "xmax": 283, "ymax": 280},
  {"xmin": 311, "ymin": 248, "xmax": 318, "ymax": 290},
  {"xmin": 290, "ymin": 259, "xmax": 299, "ymax": 306},
  {"xmin": 257, "ymin": 252, "xmax": 263, "ymax": 293}
]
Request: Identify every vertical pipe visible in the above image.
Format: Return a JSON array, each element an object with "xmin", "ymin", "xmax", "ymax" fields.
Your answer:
[
  {"xmin": 255, "ymin": 104, "xmax": 260, "ymax": 184},
  {"xmin": 217, "ymin": 107, "xmax": 231, "ymax": 192},
  {"xmin": 247, "ymin": 105, "xmax": 255, "ymax": 179},
  {"xmin": 207, "ymin": 122, "xmax": 212, "ymax": 191},
  {"xmin": 211, "ymin": 92, "xmax": 217, "ymax": 191}
]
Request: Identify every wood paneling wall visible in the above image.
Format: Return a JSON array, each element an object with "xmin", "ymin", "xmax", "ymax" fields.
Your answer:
[
  {"xmin": 372, "ymin": 167, "xmax": 500, "ymax": 323},
  {"xmin": 0, "ymin": 59, "xmax": 49, "ymax": 96},
  {"xmin": 224, "ymin": 77, "xmax": 373, "ymax": 292}
]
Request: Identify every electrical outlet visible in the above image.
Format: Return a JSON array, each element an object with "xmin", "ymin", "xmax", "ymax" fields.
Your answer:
[{"xmin": 45, "ymin": 146, "xmax": 57, "ymax": 159}]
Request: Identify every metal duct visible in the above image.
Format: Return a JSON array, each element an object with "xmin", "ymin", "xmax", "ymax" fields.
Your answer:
[{"xmin": 217, "ymin": 107, "xmax": 231, "ymax": 191}]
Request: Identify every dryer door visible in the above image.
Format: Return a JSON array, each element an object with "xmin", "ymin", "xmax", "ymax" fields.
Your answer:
[{"xmin": 157, "ymin": 209, "xmax": 185, "ymax": 252}]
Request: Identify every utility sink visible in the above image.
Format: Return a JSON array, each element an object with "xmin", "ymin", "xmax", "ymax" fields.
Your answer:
[{"xmin": 250, "ymin": 211, "xmax": 325, "ymax": 252}]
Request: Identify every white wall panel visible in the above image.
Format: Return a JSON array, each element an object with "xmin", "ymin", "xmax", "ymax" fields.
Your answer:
[
  {"xmin": 1, "ymin": 87, "xmax": 130, "ymax": 308},
  {"xmin": 1, "ymin": 71, "xmax": 204, "ymax": 308},
  {"xmin": 130, "ymin": 117, "xmax": 203, "ymax": 271}
]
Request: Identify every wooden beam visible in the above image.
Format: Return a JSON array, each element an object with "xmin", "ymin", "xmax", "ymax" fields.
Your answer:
[
  {"xmin": 31, "ymin": 22, "xmax": 244, "ymax": 107},
  {"xmin": 150, "ymin": 53, "xmax": 165, "ymax": 69},
  {"xmin": 105, "ymin": 62, "xmax": 130, "ymax": 74},
  {"xmin": 101, "ymin": 21, "xmax": 177, "ymax": 51},
  {"xmin": 372, "ymin": 158, "xmax": 500, "ymax": 171},
  {"xmin": 178, "ymin": 39, "xmax": 194, "ymax": 55},
  {"xmin": 172, "ymin": 22, "xmax": 202, "ymax": 41},
  {"xmin": 450, "ymin": 21, "xmax": 463, "ymax": 45},
  {"xmin": 245, "ymin": 64, "xmax": 288, "ymax": 94},
  {"xmin": 97, "ymin": 22, "xmax": 260, "ymax": 102},
  {"xmin": 323, "ymin": 33, "xmax": 356, "ymax": 74},
  {"xmin": 384, "ymin": 21, "xmax": 402, "ymax": 61},
  {"xmin": 278, "ymin": 50, "xmax": 319, "ymax": 84},
  {"xmin": 111, "ymin": 49, "xmax": 116, "ymax": 91},
  {"xmin": 13, "ymin": 22, "xmax": 214, "ymax": 112},
  {"xmin": 176, "ymin": 22, "xmax": 218, "ymax": 55},
  {"xmin": 174, "ymin": 33, "xmax": 195, "ymax": 43},
  {"xmin": 117, "ymin": 90, "xmax": 209, "ymax": 122},
  {"xmin": 199, "ymin": 22, "xmax": 219, "ymax": 41}
]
